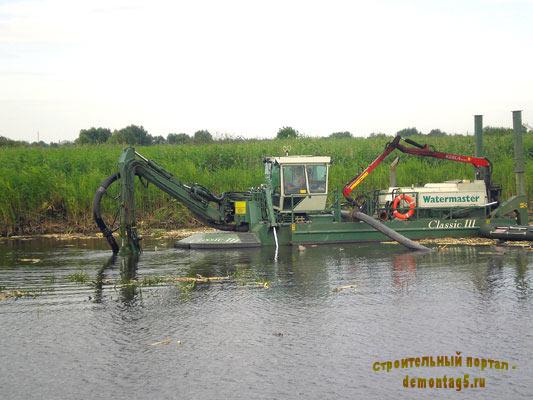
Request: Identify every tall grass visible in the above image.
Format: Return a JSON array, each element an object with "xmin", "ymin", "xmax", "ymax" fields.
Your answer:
[{"xmin": 0, "ymin": 134, "xmax": 531, "ymax": 235}]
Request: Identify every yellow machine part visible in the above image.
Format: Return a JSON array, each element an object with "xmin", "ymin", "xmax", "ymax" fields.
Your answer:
[{"xmin": 234, "ymin": 201, "xmax": 247, "ymax": 215}]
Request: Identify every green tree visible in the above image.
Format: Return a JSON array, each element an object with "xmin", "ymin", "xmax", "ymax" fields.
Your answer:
[
  {"xmin": 109, "ymin": 125, "xmax": 153, "ymax": 145},
  {"xmin": 396, "ymin": 127, "xmax": 419, "ymax": 137},
  {"xmin": 0, "ymin": 136, "xmax": 28, "ymax": 147},
  {"xmin": 193, "ymin": 130, "xmax": 213, "ymax": 143},
  {"xmin": 167, "ymin": 133, "xmax": 191, "ymax": 144},
  {"xmin": 369, "ymin": 132, "xmax": 391, "ymax": 138},
  {"xmin": 276, "ymin": 126, "xmax": 299, "ymax": 139},
  {"xmin": 152, "ymin": 135, "xmax": 166, "ymax": 144},
  {"xmin": 30, "ymin": 141, "xmax": 49, "ymax": 147},
  {"xmin": 77, "ymin": 127, "xmax": 112, "ymax": 144},
  {"xmin": 329, "ymin": 131, "xmax": 352, "ymax": 139},
  {"xmin": 50, "ymin": 140, "xmax": 74, "ymax": 148},
  {"xmin": 427, "ymin": 129, "xmax": 447, "ymax": 137}
]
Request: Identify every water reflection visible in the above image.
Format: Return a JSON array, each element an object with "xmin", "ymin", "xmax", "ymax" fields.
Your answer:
[
  {"xmin": 178, "ymin": 246, "xmax": 333, "ymax": 298},
  {"xmin": 119, "ymin": 253, "xmax": 140, "ymax": 304},
  {"xmin": 392, "ymin": 253, "xmax": 417, "ymax": 290},
  {"xmin": 418, "ymin": 245, "xmax": 531, "ymax": 301},
  {"xmin": 513, "ymin": 251, "xmax": 530, "ymax": 301},
  {"xmin": 93, "ymin": 253, "xmax": 140, "ymax": 304},
  {"xmin": 84, "ymin": 243, "xmax": 533, "ymax": 307},
  {"xmin": 1, "ymin": 240, "xmax": 532, "ymax": 399},
  {"xmin": 93, "ymin": 254, "xmax": 117, "ymax": 304},
  {"xmin": 2, "ymin": 239, "xmax": 530, "ymax": 309}
]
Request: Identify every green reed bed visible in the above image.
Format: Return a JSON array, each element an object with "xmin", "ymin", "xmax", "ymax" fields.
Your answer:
[{"xmin": 0, "ymin": 134, "xmax": 531, "ymax": 235}]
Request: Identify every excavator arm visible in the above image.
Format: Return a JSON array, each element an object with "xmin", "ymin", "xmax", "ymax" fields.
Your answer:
[
  {"xmin": 343, "ymin": 136, "xmax": 492, "ymax": 201},
  {"xmin": 93, "ymin": 147, "xmax": 250, "ymax": 254}
]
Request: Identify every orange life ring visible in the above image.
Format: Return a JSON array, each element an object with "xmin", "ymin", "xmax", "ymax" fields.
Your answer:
[{"xmin": 392, "ymin": 194, "xmax": 416, "ymax": 220}]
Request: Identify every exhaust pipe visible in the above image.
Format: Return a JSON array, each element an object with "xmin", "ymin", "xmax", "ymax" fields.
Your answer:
[
  {"xmin": 512, "ymin": 110, "xmax": 526, "ymax": 196},
  {"xmin": 474, "ymin": 114, "xmax": 485, "ymax": 183},
  {"xmin": 474, "ymin": 114, "xmax": 483, "ymax": 157}
]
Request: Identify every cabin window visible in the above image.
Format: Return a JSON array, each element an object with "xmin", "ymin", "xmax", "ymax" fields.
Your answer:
[
  {"xmin": 270, "ymin": 164, "xmax": 281, "ymax": 207},
  {"xmin": 270, "ymin": 164, "xmax": 281, "ymax": 193},
  {"xmin": 283, "ymin": 165, "xmax": 307, "ymax": 195},
  {"xmin": 306, "ymin": 164, "xmax": 327, "ymax": 193}
]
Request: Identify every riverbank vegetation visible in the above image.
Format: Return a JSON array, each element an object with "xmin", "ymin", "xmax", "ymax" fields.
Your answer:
[{"xmin": 1, "ymin": 132, "xmax": 531, "ymax": 236}]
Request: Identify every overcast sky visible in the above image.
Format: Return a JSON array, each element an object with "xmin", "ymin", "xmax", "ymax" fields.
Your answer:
[{"xmin": 1, "ymin": 0, "xmax": 532, "ymax": 142}]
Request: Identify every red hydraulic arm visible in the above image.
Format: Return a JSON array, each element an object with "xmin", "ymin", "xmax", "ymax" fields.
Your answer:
[{"xmin": 343, "ymin": 136, "xmax": 491, "ymax": 201}]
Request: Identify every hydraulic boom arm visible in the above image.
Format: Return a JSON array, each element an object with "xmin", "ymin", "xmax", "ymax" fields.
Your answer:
[
  {"xmin": 93, "ymin": 147, "xmax": 250, "ymax": 254},
  {"xmin": 343, "ymin": 136, "xmax": 492, "ymax": 201}
]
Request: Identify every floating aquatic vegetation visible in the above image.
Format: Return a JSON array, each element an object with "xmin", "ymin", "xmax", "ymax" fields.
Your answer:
[
  {"xmin": 150, "ymin": 338, "xmax": 172, "ymax": 346},
  {"xmin": 419, "ymin": 238, "xmax": 496, "ymax": 246},
  {"xmin": 66, "ymin": 271, "xmax": 90, "ymax": 284},
  {"xmin": 418, "ymin": 237, "xmax": 532, "ymax": 249},
  {"xmin": 230, "ymin": 268, "xmax": 270, "ymax": 288},
  {"xmin": 140, "ymin": 275, "xmax": 168, "ymax": 286},
  {"xmin": 18, "ymin": 258, "xmax": 41, "ymax": 264},
  {"xmin": 149, "ymin": 338, "xmax": 182, "ymax": 346},
  {"xmin": 0, "ymin": 289, "xmax": 38, "ymax": 301},
  {"xmin": 332, "ymin": 284, "xmax": 357, "ymax": 293},
  {"xmin": 256, "ymin": 280, "xmax": 270, "ymax": 289},
  {"xmin": 177, "ymin": 280, "xmax": 196, "ymax": 296},
  {"xmin": 145, "ymin": 228, "xmax": 214, "ymax": 239},
  {"xmin": 98, "ymin": 274, "xmax": 234, "ymax": 290}
]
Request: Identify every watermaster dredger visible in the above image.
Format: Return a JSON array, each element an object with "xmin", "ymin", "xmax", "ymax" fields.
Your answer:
[{"xmin": 93, "ymin": 112, "xmax": 531, "ymax": 254}]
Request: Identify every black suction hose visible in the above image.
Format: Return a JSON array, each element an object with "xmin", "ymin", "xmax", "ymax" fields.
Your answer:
[
  {"xmin": 93, "ymin": 173, "xmax": 120, "ymax": 253},
  {"xmin": 351, "ymin": 210, "xmax": 431, "ymax": 252}
]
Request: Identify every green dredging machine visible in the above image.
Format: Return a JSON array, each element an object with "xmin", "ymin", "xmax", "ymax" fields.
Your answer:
[{"xmin": 93, "ymin": 112, "xmax": 531, "ymax": 254}]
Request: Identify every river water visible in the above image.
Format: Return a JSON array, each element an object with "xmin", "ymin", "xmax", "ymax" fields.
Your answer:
[{"xmin": 0, "ymin": 238, "xmax": 532, "ymax": 399}]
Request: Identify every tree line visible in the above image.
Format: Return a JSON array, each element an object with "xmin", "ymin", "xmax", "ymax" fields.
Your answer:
[
  {"xmin": 0, "ymin": 125, "xmax": 527, "ymax": 147},
  {"xmin": 76, "ymin": 126, "xmax": 215, "ymax": 145}
]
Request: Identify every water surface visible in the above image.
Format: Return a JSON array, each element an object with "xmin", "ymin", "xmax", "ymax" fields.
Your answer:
[{"xmin": 1, "ymin": 238, "xmax": 532, "ymax": 399}]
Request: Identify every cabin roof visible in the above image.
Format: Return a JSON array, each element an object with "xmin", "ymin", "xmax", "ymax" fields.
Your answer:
[{"xmin": 265, "ymin": 156, "xmax": 331, "ymax": 164}]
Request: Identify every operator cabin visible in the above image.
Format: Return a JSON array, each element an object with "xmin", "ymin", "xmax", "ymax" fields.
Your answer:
[{"xmin": 264, "ymin": 156, "xmax": 330, "ymax": 212}]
